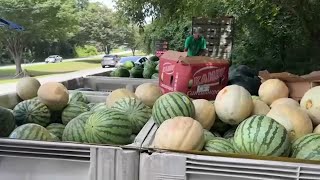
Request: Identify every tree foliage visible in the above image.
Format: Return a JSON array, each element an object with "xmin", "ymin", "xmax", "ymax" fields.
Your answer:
[
  {"xmin": 0, "ymin": 0, "xmax": 78, "ymax": 75},
  {"xmin": 117, "ymin": 0, "xmax": 320, "ymax": 74}
]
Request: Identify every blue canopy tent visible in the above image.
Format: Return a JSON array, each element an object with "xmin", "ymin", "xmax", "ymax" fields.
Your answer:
[{"xmin": 0, "ymin": 18, "xmax": 24, "ymax": 31}]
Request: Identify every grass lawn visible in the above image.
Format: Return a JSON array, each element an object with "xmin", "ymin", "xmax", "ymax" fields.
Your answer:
[
  {"xmin": 0, "ymin": 51, "xmax": 148, "ymax": 84},
  {"xmin": 0, "ymin": 58, "xmax": 101, "ymax": 84}
]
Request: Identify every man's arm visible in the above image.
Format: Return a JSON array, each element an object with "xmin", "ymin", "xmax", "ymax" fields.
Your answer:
[
  {"xmin": 199, "ymin": 38, "xmax": 207, "ymax": 56},
  {"xmin": 184, "ymin": 37, "xmax": 190, "ymax": 52}
]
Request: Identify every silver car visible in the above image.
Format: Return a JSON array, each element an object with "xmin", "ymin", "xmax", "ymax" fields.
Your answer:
[
  {"xmin": 45, "ymin": 55, "xmax": 63, "ymax": 63},
  {"xmin": 101, "ymin": 55, "xmax": 120, "ymax": 68}
]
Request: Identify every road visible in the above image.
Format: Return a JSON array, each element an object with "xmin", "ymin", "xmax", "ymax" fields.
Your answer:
[{"xmin": 0, "ymin": 50, "xmax": 133, "ymax": 69}]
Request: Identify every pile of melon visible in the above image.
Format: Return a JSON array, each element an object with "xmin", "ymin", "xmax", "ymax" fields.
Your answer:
[
  {"xmin": 1, "ymin": 78, "xmax": 162, "ymax": 146},
  {"xmin": 151, "ymin": 79, "xmax": 320, "ymax": 161},
  {"xmin": 2, "ymin": 76, "xmax": 320, "ymax": 161}
]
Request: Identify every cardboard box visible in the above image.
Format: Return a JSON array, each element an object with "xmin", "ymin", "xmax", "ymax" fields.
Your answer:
[
  {"xmin": 159, "ymin": 50, "xmax": 229, "ymax": 100},
  {"xmin": 259, "ymin": 70, "xmax": 320, "ymax": 101}
]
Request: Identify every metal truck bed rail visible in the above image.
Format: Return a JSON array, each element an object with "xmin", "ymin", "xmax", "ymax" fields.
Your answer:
[
  {"xmin": 0, "ymin": 90, "xmax": 142, "ymax": 180},
  {"xmin": 139, "ymin": 119, "xmax": 320, "ymax": 180}
]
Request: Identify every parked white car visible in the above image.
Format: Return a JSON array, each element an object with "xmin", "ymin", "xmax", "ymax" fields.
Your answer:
[{"xmin": 45, "ymin": 55, "xmax": 63, "ymax": 63}]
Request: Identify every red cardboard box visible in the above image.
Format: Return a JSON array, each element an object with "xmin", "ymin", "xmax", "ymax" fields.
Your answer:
[{"xmin": 159, "ymin": 50, "xmax": 230, "ymax": 100}]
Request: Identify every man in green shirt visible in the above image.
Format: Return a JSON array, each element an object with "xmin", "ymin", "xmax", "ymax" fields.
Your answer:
[{"xmin": 184, "ymin": 28, "xmax": 207, "ymax": 56}]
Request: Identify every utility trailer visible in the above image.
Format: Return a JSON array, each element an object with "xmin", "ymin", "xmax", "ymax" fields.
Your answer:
[
  {"xmin": 0, "ymin": 90, "xmax": 152, "ymax": 180},
  {"xmin": 139, "ymin": 119, "xmax": 320, "ymax": 180}
]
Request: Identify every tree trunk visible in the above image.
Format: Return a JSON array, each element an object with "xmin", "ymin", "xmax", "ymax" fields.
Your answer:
[
  {"xmin": 131, "ymin": 48, "xmax": 136, "ymax": 56},
  {"xmin": 6, "ymin": 35, "xmax": 24, "ymax": 76}
]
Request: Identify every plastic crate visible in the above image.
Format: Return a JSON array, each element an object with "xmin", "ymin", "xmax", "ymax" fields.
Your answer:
[
  {"xmin": 139, "ymin": 119, "xmax": 320, "ymax": 180},
  {"xmin": 0, "ymin": 91, "xmax": 147, "ymax": 180},
  {"xmin": 83, "ymin": 76, "xmax": 158, "ymax": 92}
]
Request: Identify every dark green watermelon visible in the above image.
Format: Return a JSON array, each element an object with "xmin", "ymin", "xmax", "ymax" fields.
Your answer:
[
  {"xmin": 130, "ymin": 66, "xmax": 144, "ymax": 78},
  {"xmin": 123, "ymin": 61, "xmax": 135, "ymax": 70},
  {"xmin": 149, "ymin": 56, "xmax": 159, "ymax": 62},
  {"xmin": 151, "ymin": 73, "xmax": 159, "ymax": 79},
  {"xmin": 114, "ymin": 67, "xmax": 130, "ymax": 77}
]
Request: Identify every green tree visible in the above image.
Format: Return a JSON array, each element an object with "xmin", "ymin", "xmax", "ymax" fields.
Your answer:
[
  {"xmin": 0, "ymin": 0, "xmax": 78, "ymax": 75},
  {"xmin": 75, "ymin": 3, "xmax": 123, "ymax": 54}
]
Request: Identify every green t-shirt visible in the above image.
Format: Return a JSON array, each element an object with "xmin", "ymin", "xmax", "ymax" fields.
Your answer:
[{"xmin": 184, "ymin": 36, "xmax": 207, "ymax": 56}]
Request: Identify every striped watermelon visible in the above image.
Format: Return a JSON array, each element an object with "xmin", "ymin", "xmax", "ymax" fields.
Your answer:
[
  {"xmin": 46, "ymin": 123, "xmax": 65, "ymax": 140},
  {"xmin": 223, "ymin": 127, "xmax": 237, "ymax": 139},
  {"xmin": 62, "ymin": 102, "xmax": 90, "ymax": 125},
  {"xmin": 13, "ymin": 99, "xmax": 51, "ymax": 127},
  {"xmin": 50, "ymin": 133, "xmax": 60, "ymax": 141},
  {"xmin": 291, "ymin": 133, "xmax": 320, "ymax": 160},
  {"xmin": 111, "ymin": 98, "xmax": 151, "ymax": 134},
  {"xmin": 0, "ymin": 106, "xmax": 16, "ymax": 137},
  {"xmin": 204, "ymin": 137, "xmax": 235, "ymax": 153},
  {"xmin": 85, "ymin": 109, "xmax": 132, "ymax": 145},
  {"xmin": 69, "ymin": 91, "xmax": 88, "ymax": 104},
  {"xmin": 233, "ymin": 115, "xmax": 290, "ymax": 157},
  {"xmin": 91, "ymin": 103, "xmax": 108, "ymax": 112},
  {"xmin": 62, "ymin": 112, "xmax": 93, "ymax": 143},
  {"xmin": 152, "ymin": 92, "xmax": 195, "ymax": 125},
  {"xmin": 9, "ymin": 123, "xmax": 53, "ymax": 141},
  {"xmin": 204, "ymin": 129, "xmax": 219, "ymax": 143},
  {"xmin": 88, "ymin": 103, "xmax": 96, "ymax": 109}
]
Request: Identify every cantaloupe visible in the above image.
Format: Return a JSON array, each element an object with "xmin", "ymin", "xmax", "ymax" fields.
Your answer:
[
  {"xmin": 16, "ymin": 77, "xmax": 41, "ymax": 100},
  {"xmin": 106, "ymin": 88, "xmax": 137, "ymax": 108},
  {"xmin": 259, "ymin": 79, "xmax": 289, "ymax": 105},
  {"xmin": 135, "ymin": 83, "xmax": 162, "ymax": 107},
  {"xmin": 267, "ymin": 105, "xmax": 313, "ymax": 141},
  {"xmin": 192, "ymin": 99, "xmax": 216, "ymax": 130},
  {"xmin": 300, "ymin": 86, "xmax": 320, "ymax": 125},
  {"xmin": 251, "ymin": 99, "xmax": 270, "ymax": 115},
  {"xmin": 37, "ymin": 82, "xmax": 69, "ymax": 111},
  {"xmin": 314, "ymin": 124, "xmax": 320, "ymax": 134},
  {"xmin": 270, "ymin": 98, "xmax": 299, "ymax": 109},
  {"xmin": 152, "ymin": 116, "xmax": 204, "ymax": 151},
  {"xmin": 214, "ymin": 85, "xmax": 253, "ymax": 125}
]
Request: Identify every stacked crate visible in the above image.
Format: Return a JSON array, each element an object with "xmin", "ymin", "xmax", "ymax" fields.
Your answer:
[{"xmin": 192, "ymin": 16, "xmax": 234, "ymax": 60}]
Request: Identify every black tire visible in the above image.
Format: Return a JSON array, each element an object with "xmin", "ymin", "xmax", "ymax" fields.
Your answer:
[{"xmin": 102, "ymin": 65, "xmax": 106, "ymax": 68}]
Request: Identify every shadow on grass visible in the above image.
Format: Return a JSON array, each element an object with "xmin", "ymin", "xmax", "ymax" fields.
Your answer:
[
  {"xmin": 73, "ymin": 59, "xmax": 101, "ymax": 64},
  {"xmin": 26, "ymin": 70, "xmax": 75, "ymax": 76}
]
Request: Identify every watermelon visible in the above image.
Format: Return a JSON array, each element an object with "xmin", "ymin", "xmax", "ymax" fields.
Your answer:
[
  {"xmin": 62, "ymin": 112, "xmax": 93, "ymax": 143},
  {"xmin": 210, "ymin": 118, "xmax": 231, "ymax": 135},
  {"xmin": 151, "ymin": 73, "xmax": 159, "ymax": 79},
  {"xmin": 46, "ymin": 123, "xmax": 65, "ymax": 140},
  {"xmin": 50, "ymin": 110, "xmax": 62, "ymax": 124},
  {"xmin": 69, "ymin": 91, "xmax": 88, "ymax": 104},
  {"xmin": 13, "ymin": 99, "xmax": 51, "ymax": 127},
  {"xmin": 123, "ymin": 61, "xmax": 135, "ymax": 70},
  {"xmin": 152, "ymin": 92, "xmax": 195, "ymax": 125},
  {"xmin": 143, "ymin": 60, "xmax": 157, "ymax": 79},
  {"xmin": 130, "ymin": 66, "xmax": 144, "ymax": 78},
  {"xmin": 233, "ymin": 115, "xmax": 290, "ymax": 157},
  {"xmin": 50, "ymin": 133, "xmax": 60, "ymax": 141},
  {"xmin": 0, "ymin": 106, "xmax": 16, "ymax": 137},
  {"xmin": 143, "ymin": 68, "xmax": 155, "ymax": 79},
  {"xmin": 114, "ymin": 67, "xmax": 130, "ymax": 77},
  {"xmin": 110, "ymin": 71, "xmax": 115, "ymax": 77},
  {"xmin": 90, "ymin": 103, "xmax": 108, "ymax": 112},
  {"xmin": 204, "ymin": 129, "xmax": 219, "ymax": 143},
  {"xmin": 204, "ymin": 137, "xmax": 235, "ymax": 153},
  {"xmin": 111, "ymin": 98, "xmax": 151, "ymax": 134},
  {"xmin": 85, "ymin": 109, "xmax": 132, "ymax": 145},
  {"xmin": 88, "ymin": 103, "xmax": 96, "ymax": 109},
  {"xmin": 223, "ymin": 127, "xmax": 236, "ymax": 139},
  {"xmin": 130, "ymin": 134, "xmax": 137, "ymax": 143},
  {"xmin": 9, "ymin": 123, "xmax": 53, "ymax": 141},
  {"xmin": 291, "ymin": 133, "xmax": 320, "ymax": 160},
  {"xmin": 149, "ymin": 56, "xmax": 159, "ymax": 62},
  {"xmin": 62, "ymin": 102, "xmax": 90, "ymax": 125},
  {"xmin": 155, "ymin": 64, "xmax": 159, "ymax": 72}
]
